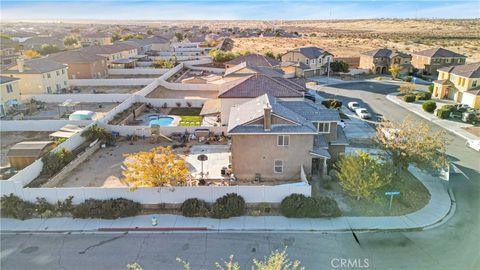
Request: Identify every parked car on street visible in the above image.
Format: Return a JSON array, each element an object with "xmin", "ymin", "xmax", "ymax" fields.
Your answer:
[
  {"xmin": 466, "ymin": 140, "xmax": 480, "ymax": 151},
  {"xmin": 355, "ymin": 108, "xmax": 371, "ymax": 119},
  {"xmin": 348, "ymin": 101, "xmax": 360, "ymax": 111}
]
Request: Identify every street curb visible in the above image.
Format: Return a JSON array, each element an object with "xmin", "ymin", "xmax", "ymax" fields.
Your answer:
[
  {"xmin": 97, "ymin": 227, "xmax": 208, "ymax": 232},
  {"xmin": 422, "ymin": 188, "xmax": 456, "ymax": 231},
  {"xmin": 386, "ymin": 92, "xmax": 473, "ymax": 141}
]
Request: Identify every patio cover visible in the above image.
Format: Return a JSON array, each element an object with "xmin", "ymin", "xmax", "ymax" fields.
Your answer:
[
  {"xmin": 200, "ymin": 99, "xmax": 221, "ymax": 116},
  {"xmin": 49, "ymin": 124, "xmax": 83, "ymax": 139},
  {"xmin": 7, "ymin": 141, "xmax": 54, "ymax": 157}
]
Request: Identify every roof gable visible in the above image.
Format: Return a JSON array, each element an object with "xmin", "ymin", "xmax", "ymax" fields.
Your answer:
[{"xmin": 218, "ymin": 74, "xmax": 305, "ymax": 98}]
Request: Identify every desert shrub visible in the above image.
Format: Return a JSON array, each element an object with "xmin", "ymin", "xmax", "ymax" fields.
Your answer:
[
  {"xmin": 210, "ymin": 193, "xmax": 245, "ymax": 219},
  {"xmin": 415, "ymin": 92, "xmax": 431, "ymax": 100},
  {"xmin": 436, "ymin": 109, "xmax": 451, "ymax": 119},
  {"xmin": 35, "ymin": 197, "xmax": 55, "ymax": 215},
  {"xmin": 56, "ymin": 196, "xmax": 74, "ymax": 214},
  {"xmin": 73, "ymin": 198, "xmax": 140, "ymax": 219},
  {"xmin": 181, "ymin": 198, "xmax": 209, "ymax": 217},
  {"xmin": 0, "ymin": 194, "xmax": 36, "ymax": 220},
  {"xmin": 403, "ymin": 95, "xmax": 416, "ymax": 102},
  {"xmin": 280, "ymin": 194, "xmax": 341, "ymax": 218},
  {"xmin": 405, "ymin": 76, "xmax": 412, "ymax": 82},
  {"xmin": 422, "ymin": 100, "xmax": 437, "ymax": 113},
  {"xmin": 428, "ymin": 84, "xmax": 434, "ymax": 93},
  {"xmin": 41, "ymin": 148, "xmax": 74, "ymax": 178},
  {"xmin": 82, "ymin": 124, "xmax": 112, "ymax": 142},
  {"xmin": 321, "ymin": 99, "xmax": 342, "ymax": 109}
]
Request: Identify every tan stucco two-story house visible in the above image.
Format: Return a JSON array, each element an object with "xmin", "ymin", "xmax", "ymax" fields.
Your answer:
[
  {"xmin": 281, "ymin": 47, "xmax": 333, "ymax": 77},
  {"xmin": 359, "ymin": 48, "xmax": 412, "ymax": 74},
  {"xmin": 82, "ymin": 43, "xmax": 138, "ymax": 67},
  {"xmin": 411, "ymin": 48, "xmax": 466, "ymax": 75},
  {"xmin": 48, "ymin": 50, "xmax": 108, "ymax": 79},
  {"xmin": 0, "ymin": 76, "xmax": 22, "ymax": 117},
  {"xmin": 2, "ymin": 58, "xmax": 69, "ymax": 95},
  {"xmin": 433, "ymin": 63, "xmax": 480, "ymax": 109},
  {"xmin": 228, "ymin": 94, "xmax": 347, "ymax": 181}
]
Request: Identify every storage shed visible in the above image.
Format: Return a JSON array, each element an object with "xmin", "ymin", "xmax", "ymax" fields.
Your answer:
[{"xmin": 7, "ymin": 141, "xmax": 55, "ymax": 170}]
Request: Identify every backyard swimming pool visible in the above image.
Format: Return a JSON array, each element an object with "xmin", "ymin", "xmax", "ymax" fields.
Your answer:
[{"xmin": 147, "ymin": 115, "xmax": 174, "ymax": 126}]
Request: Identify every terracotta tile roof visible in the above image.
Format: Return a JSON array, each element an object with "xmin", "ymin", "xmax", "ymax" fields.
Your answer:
[
  {"xmin": 225, "ymin": 53, "xmax": 280, "ymax": 67},
  {"xmin": 218, "ymin": 74, "xmax": 305, "ymax": 98},
  {"xmin": 412, "ymin": 48, "xmax": 466, "ymax": 58},
  {"xmin": 437, "ymin": 63, "xmax": 480, "ymax": 78}
]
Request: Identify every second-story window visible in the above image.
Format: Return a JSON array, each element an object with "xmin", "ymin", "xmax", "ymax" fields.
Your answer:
[
  {"xmin": 313, "ymin": 122, "xmax": 330, "ymax": 133},
  {"xmin": 306, "ymin": 59, "xmax": 309, "ymax": 64},
  {"xmin": 277, "ymin": 135, "xmax": 290, "ymax": 146},
  {"xmin": 473, "ymin": 80, "xmax": 478, "ymax": 87},
  {"xmin": 6, "ymin": 84, "xmax": 13, "ymax": 93},
  {"xmin": 56, "ymin": 71, "xmax": 60, "ymax": 76},
  {"xmin": 312, "ymin": 59, "xmax": 315, "ymax": 64},
  {"xmin": 47, "ymin": 73, "xmax": 51, "ymax": 78}
]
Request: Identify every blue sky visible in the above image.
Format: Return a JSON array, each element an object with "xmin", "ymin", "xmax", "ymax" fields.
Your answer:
[{"xmin": 1, "ymin": 0, "xmax": 479, "ymax": 20}]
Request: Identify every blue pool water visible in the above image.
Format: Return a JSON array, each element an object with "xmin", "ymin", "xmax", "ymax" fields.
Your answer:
[{"xmin": 149, "ymin": 116, "xmax": 174, "ymax": 126}]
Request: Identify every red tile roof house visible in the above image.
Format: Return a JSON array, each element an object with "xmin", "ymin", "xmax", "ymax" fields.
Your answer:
[
  {"xmin": 224, "ymin": 53, "xmax": 280, "ymax": 69},
  {"xmin": 411, "ymin": 48, "xmax": 467, "ymax": 76},
  {"xmin": 216, "ymin": 74, "xmax": 307, "ymax": 124},
  {"xmin": 227, "ymin": 94, "xmax": 348, "ymax": 180},
  {"xmin": 281, "ymin": 47, "xmax": 334, "ymax": 77}
]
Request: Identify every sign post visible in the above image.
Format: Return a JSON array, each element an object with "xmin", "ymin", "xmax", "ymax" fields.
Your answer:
[{"xmin": 385, "ymin": 191, "xmax": 400, "ymax": 210}]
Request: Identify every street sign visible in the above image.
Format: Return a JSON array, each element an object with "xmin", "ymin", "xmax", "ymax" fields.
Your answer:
[{"xmin": 385, "ymin": 191, "xmax": 400, "ymax": 210}]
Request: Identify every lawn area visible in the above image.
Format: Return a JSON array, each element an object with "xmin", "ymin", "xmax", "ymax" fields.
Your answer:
[
  {"xmin": 342, "ymin": 171, "xmax": 431, "ymax": 216},
  {"xmin": 168, "ymin": 108, "xmax": 203, "ymax": 126}
]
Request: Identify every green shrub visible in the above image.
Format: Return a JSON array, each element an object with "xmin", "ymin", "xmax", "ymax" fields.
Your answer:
[
  {"xmin": 440, "ymin": 104, "xmax": 456, "ymax": 112},
  {"xmin": 422, "ymin": 100, "xmax": 437, "ymax": 113},
  {"xmin": 403, "ymin": 95, "xmax": 416, "ymax": 102},
  {"xmin": 405, "ymin": 76, "xmax": 412, "ymax": 82},
  {"xmin": 428, "ymin": 84, "xmax": 434, "ymax": 93},
  {"xmin": 0, "ymin": 194, "xmax": 36, "ymax": 220},
  {"xmin": 321, "ymin": 99, "xmax": 343, "ymax": 109},
  {"xmin": 415, "ymin": 92, "xmax": 431, "ymax": 100},
  {"xmin": 82, "ymin": 124, "xmax": 112, "ymax": 142},
  {"xmin": 73, "ymin": 198, "xmax": 140, "ymax": 219},
  {"xmin": 436, "ymin": 109, "xmax": 451, "ymax": 119},
  {"xmin": 210, "ymin": 193, "xmax": 245, "ymax": 219},
  {"xmin": 41, "ymin": 148, "xmax": 74, "ymax": 178},
  {"xmin": 181, "ymin": 198, "xmax": 209, "ymax": 217},
  {"xmin": 56, "ymin": 196, "xmax": 74, "ymax": 214},
  {"xmin": 280, "ymin": 194, "xmax": 341, "ymax": 218}
]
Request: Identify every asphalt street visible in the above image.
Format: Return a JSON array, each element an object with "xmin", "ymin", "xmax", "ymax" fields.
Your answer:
[{"xmin": 1, "ymin": 81, "xmax": 479, "ymax": 270}]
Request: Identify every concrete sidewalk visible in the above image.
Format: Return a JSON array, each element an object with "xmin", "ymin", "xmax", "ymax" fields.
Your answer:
[
  {"xmin": 0, "ymin": 168, "xmax": 452, "ymax": 233},
  {"xmin": 387, "ymin": 92, "xmax": 478, "ymax": 141}
]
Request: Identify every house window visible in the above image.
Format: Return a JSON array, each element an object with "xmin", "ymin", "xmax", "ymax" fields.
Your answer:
[
  {"xmin": 312, "ymin": 59, "xmax": 315, "ymax": 64},
  {"xmin": 313, "ymin": 122, "xmax": 330, "ymax": 133},
  {"xmin": 56, "ymin": 71, "xmax": 60, "ymax": 76},
  {"xmin": 64, "ymin": 81, "xmax": 67, "ymax": 86},
  {"xmin": 473, "ymin": 80, "xmax": 478, "ymax": 87},
  {"xmin": 274, "ymin": 160, "xmax": 283, "ymax": 173},
  {"xmin": 47, "ymin": 73, "xmax": 51, "ymax": 78},
  {"xmin": 277, "ymin": 135, "xmax": 290, "ymax": 146},
  {"xmin": 446, "ymin": 58, "xmax": 451, "ymax": 63},
  {"xmin": 306, "ymin": 59, "xmax": 309, "ymax": 64},
  {"xmin": 46, "ymin": 86, "xmax": 52, "ymax": 93},
  {"xmin": 62, "ymin": 69, "xmax": 65, "ymax": 74},
  {"xmin": 6, "ymin": 84, "xmax": 13, "ymax": 93},
  {"xmin": 56, "ymin": 84, "xmax": 61, "ymax": 91}
]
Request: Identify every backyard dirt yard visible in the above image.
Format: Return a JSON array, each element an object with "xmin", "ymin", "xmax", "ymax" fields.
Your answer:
[
  {"xmin": 230, "ymin": 19, "xmax": 480, "ymax": 62},
  {"xmin": 0, "ymin": 131, "xmax": 52, "ymax": 167},
  {"xmin": 74, "ymin": 86, "xmax": 143, "ymax": 94},
  {"xmin": 23, "ymin": 102, "xmax": 119, "ymax": 120},
  {"xmin": 146, "ymin": 85, "xmax": 218, "ymax": 99}
]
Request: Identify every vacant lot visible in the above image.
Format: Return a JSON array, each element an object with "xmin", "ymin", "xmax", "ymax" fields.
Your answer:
[{"xmin": 230, "ymin": 19, "xmax": 480, "ymax": 62}]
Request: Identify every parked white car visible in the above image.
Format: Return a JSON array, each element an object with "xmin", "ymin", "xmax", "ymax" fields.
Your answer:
[
  {"xmin": 466, "ymin": 140, "xmax": 480, "ymax": 151},
  {"xmin": 348, "ymin": 102, "xmax": 360, "ymax": 111},
  {"xmin": 355, "ymin": 108, "xmax": 372, "ymax": 119}
]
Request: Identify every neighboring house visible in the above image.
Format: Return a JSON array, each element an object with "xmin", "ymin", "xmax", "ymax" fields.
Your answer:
[
  {"xmin": 2, "ymin": 58, "xmax": 69, "ymax": 95},
  {"xmin": 359, "ymin": 49, "xmax": 412, "ymax": 74},
  {"xmin": 119, "ymin": 36, "xmax": 170, "ymax": 54},
  {"xmin": 411, "ymin": 48, "xmax": 467, "ymax": 75},
  {"xmin": 281, "ymin": 47, "xmax": 333, "ymax": 77},
  {"xmin": 48, "ymin": 50, "xmax": 108, "ymax": 79},
  {"xmin": 20, "ymin": 36, "xmax": 65, "ymax": 51},
  {"xmin": 432, "ymin": 63, "xmax": 480, "ymax": 109},
  {"xmin": 224, "ymin": 53, "xmax": 280, "ymax": 69},
  {"xmin": 0, "ymin": 76, "xmax": 22, "ymax": 117},
  {"xmin": 0, "ymin": 45, "xmax": 18, "ymax": 66},
  {"xmin": 223, "ymin": 62, "xmax": 284, "ymax": 78},
  {"xmin": 81, "ymin": 32, "xmax": 112, "ymax": 46},
  {"xmin": 218, "ymin": 74, "xmax": 306, "ymax": 124},
  {"xmin": 82, "ymin": 43, "xmax": 138, "ymax": 67},
  {"xmin": 228, "ymin": 94, "xmax": 347, "ymax": 181}
]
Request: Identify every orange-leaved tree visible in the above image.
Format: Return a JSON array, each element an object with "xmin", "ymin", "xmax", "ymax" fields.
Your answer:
[{"xmin": 122, "ymin": 146, "xmax": 189, "ymax": 189}]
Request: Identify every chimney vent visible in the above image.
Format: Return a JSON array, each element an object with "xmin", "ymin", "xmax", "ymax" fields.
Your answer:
[{"xmin": 264, "ymin": 106, "xmax": 272, "ymax": 131}]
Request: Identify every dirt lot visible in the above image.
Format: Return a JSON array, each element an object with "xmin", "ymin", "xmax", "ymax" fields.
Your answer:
[
  {"xmin": 146, "ymin": 86, "xmax": 218, "ymax": 99},
  {"xmin": 23, "ymin": 102, "xmax": 119, "ymax": 120},
  {"xmin": 229, "ymin": 20, "xmax": 480, "ymax": 62},
  {"xmin": 73, "ymin": 86, "xmax": 143, "ymax": 94},
  {"xmin": 0, "ymin": 131, "xmax": 52, "ymax": 167}
]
